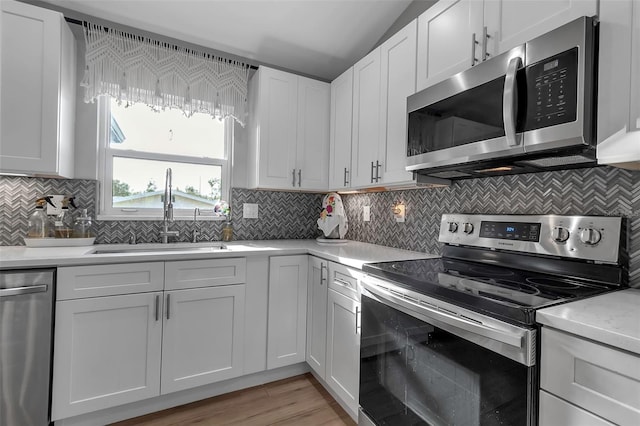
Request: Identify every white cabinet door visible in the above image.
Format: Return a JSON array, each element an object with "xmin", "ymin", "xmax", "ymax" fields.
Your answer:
[
  {"xmin": 297, "ymin": 76, "xmax": 330, "ymax": 190},
  {"xmin": 631, "ymin": 0, "xmax": 640, "ymax": 131},
  {"xmin": 379, "ymin": 19, "xmax": 417, "ymax": 185},
  {"xmin": 351, "ymin": 48, "xmax": 382, "ymax": 187},
  {"xmin": 52, "ymin": 292, "xmax": 163, "ymax": 420},
  {"xmin": 326, "ymin": 288, "xmax": 360, "ymax": 418},
  {"xmin": 329, "ymin": 67, "xmax": 354, "ymax": 190},
  {"xmin": 161, "ymin": 285, "xmax": 245, "ymax": 394},
  {"xmin": 267, "ymin": 255, "xmax": 308, "ymax": 369},
  {"xmin": 416, "ymin": 0, "xmax": 483, "ymax": 91},
  {"xmin": 252, "ymin": 67, "xmax": 298, "ymax": 189},
  {"xmin": 0, "ymin": 0, "xmax": 76, "ymax": 177},
  {"xmin": 306, "ymin": 256, "xmax": 328, "ymax": 378},
  {"xmin": 484, "ymin": 0, "xmax": 597, "ymax": 56}
]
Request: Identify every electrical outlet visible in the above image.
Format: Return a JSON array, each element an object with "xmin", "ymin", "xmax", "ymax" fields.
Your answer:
[
  {"xmin": 47, "ymin": 195, "xmax": 65, "ymax": 215},
  {"xmin": 243, "ymin": 203, "xmax": 259, "ymax": 219},
  {"xmin": 363, "ymin": 205, "xmax": 371, "ymax": 222},
  {"xmin": 393, "ymin": 203, "xmax": 406, "ymax": 223}
]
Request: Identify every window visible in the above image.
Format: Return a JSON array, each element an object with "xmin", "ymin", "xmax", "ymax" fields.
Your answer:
[{"xmin": 98, "ymin": 98, "xmax": 231, "ymax": 220}]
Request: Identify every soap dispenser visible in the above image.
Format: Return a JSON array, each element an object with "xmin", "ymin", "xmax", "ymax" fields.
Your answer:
[
  {"xmin": 54, "ymin": 196, "xmax": 75, "ymax": 238},
  {"xmin": 72, "ymin": 209, "xmax": 94, "ymax": 238},
  {"xmin": 28, "ymin": 197, "xmax": 55, "ymax": 238}
]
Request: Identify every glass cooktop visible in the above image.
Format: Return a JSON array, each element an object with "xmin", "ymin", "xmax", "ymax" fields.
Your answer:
[{"xmin": 363, "ymin": 257, "xmax": 615, "ymax": 326}]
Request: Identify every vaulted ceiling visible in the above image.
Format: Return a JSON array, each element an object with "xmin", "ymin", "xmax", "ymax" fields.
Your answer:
[{"xmin": 38, "ymin": 0, "xmax": 416, "ymax": 81}]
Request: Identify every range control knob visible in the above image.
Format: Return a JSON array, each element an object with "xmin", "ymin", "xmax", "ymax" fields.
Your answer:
[
  {"xmin": 579, "ymin": 228, "xmax": 602, "ymax": 245},
  {"xmin": 448, "ymin": 222, "xmax": 459, "ymax": 233},
  {"xmin": 463, "ymin": 223, "xmax": 474, "ymax": 234},
  {"xmin": 551, "ymin": 226, "xmax": 570, "ymax": 243}
]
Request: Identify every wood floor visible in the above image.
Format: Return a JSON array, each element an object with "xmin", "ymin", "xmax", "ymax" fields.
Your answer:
[{"xmin": 111, "ymin": 374, "xmax": 357, "ymax": 426}]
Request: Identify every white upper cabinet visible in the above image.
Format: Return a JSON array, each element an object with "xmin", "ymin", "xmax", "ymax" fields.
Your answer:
[
  {"xmin": 416, "ymin": 0, "xmax": 597, "ymax": 92},
  {"xmin": 329, "ymin": 67, "xmax": 354, "ymax": 190},
  {"xmin": 484, "ymin": 0, "xmax": 597, "ymax": 56},
  {"xmin": 248, "ymin": 66, "xmax": 329, "ymax": 190},
  {"xmin": 379, "ymin": 19, "xmax": 417, "ymax": 185},
  {"xmin": 416, "ymin": 0, "xmax": 483, "ymax": 91},
  {"xmin": 0, "ymin": 0, "xmax": 76, "ymax": 178},
  {"xmin": 351, "ymin": 48, "xmax": 382, "ymax": 187}
]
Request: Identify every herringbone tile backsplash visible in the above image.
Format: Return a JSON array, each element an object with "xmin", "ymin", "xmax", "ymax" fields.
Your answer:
[{"xmin": 1, "ymin": 166, "xmax": 639, "ymax": 286}]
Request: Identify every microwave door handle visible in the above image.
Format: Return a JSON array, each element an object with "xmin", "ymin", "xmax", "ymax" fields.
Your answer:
[{"xmin": 503, "ymin": 56, "xmax": 522, "ymax": 147}]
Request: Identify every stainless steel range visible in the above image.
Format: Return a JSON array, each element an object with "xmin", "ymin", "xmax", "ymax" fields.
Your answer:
[{"xmin": 358, "ymin": 214, "xmax": 626, "ymax": 426}]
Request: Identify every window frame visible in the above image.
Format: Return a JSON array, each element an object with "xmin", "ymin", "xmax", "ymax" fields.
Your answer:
[{"xmin": 97, "ymin": 97, "xmax": 232, "ymax": 221}]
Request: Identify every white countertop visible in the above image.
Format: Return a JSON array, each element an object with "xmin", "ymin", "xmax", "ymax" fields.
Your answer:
[
  {"xmin": 537, "ymin": 288, "xmax": 640, "ymax": 355},
  {"xmin": 0, "ymin": 239, "xmax": 436, "ymax": 270}
]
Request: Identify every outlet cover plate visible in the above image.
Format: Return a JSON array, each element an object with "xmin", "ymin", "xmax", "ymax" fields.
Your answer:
[
  {"xmin": 363, "ymin": 205, "xmax": 371, "ymax": 222},
  {"xmin": 243, "ymin": 203, "xmax": 259, "ymax": 219}
]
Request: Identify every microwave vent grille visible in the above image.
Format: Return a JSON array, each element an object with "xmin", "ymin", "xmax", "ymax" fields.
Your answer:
[
  {"xmin": 518, "ymin": 154, "xmax": 594, "ymax": 168},
  {"xmin": 428, "ymin": 170, "xmax": 473, "ymax": 179}
]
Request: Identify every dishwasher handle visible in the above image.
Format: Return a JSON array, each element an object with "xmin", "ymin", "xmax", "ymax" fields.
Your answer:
[{"xmin": 0, "ymin": 284, "xmax": 48, "ymax": 297}]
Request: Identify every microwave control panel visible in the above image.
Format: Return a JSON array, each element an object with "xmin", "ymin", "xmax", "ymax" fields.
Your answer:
[{"xmin": 523, "ymin": 47, "xmax": 578, "ymax": 131}]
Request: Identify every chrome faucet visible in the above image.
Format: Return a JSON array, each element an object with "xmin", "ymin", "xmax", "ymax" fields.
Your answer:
[
  {"xmin": 192, "ymin": 208, "xmax": 200, "ymax": 243},
  {"xmin": 159, "ymin": 168, "xmax": 179, "ymax": 243}
]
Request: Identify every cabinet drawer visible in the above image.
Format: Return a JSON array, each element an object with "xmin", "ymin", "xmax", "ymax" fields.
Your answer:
[
  {"xmin": 539, "ymin": 390, "xmax": 614, "ymax": 426},
  {"xmin": 165, "ymin": 258, "xmax": 246, "ymax": 290},
  {"xmin": 541, "ymin": 328, "xmax": 640, "ymax": 426},
  {"xmin": 328, "ymin": 262, "xmax": 362, "ymax": 301},
  {"xmin": 57, "ymin": 263, "xmax": 164, "ymax": 300}
]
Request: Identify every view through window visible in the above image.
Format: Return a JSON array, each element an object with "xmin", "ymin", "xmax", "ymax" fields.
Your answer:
[{"xmin": 101, "ymin": 98, "xmax": 229, "ymax": 218}]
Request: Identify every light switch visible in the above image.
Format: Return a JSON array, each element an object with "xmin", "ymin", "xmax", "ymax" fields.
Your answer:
[
  {"xmin": 243, "ymin": 203, "xmax": 259, "ymax": 219},
  {"xmin": 363, "ymin": 205, "xmax": 371, "ymax": 222}
]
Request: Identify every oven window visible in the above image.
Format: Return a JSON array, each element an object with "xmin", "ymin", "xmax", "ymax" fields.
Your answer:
[
  {"xmin": 360, "ymin": 295, "xmax": 532, "ymax": 425},
  {"xmin": 407, "ymin": 77, "xmax": 506, "ymax": 157}
]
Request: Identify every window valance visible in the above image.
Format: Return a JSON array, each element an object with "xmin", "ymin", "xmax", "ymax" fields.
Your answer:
[{"xmin": 81, "ymin": 23, "xmax": 249, "ymax": 126}]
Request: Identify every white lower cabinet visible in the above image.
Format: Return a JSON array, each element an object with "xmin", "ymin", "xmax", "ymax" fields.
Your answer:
[
  {"xmin": 306, "ymin": 256, "xmax": 328, "ymax": 377},
  {"xmin": 160, "ymin": 285, "xmax": 245, "ymax": 394},
  {"xmin": 52, "ymin": 292, "xmax": 163, "ymax": 420},
  {"xmin": 325, "ymin": 262, "xmax": 362, "ymax": 418},
  {"xmin": 267, "ymin": 255, "xmax": 308, "ymax": 369},
  {"xmin": 52, "ymin": 259, "xmax": 249, "ymax": 421}
]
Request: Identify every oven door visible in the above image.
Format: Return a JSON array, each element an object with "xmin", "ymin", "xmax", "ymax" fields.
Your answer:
[
  {"xmin": 406, "ymin": 45, "xmax": 525, "ymax": 172},
  {"xmin": 359, "ymin": 286, "xmax": 537, "ymax": 426}
]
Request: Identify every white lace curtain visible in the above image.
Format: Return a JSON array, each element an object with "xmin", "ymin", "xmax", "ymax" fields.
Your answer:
[{"xmin": 81, "ymin": 23, "xmax": 250, "ymax": 126}]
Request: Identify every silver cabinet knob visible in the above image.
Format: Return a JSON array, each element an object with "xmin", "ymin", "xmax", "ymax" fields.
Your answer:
[
  {"xmin": 551, "ymin": 226, "xmax": 570, "ymax": 243},
  {"xmin": 463, "ymin": 223, "xmax": 474, "ymax": 234},
  {"xmin": 579, "ymin": 228, "xmax": 602, "ymax": 245},
  {"xmin": 448, "ymin": 222, "xmax": 459, "ymax": 233}
]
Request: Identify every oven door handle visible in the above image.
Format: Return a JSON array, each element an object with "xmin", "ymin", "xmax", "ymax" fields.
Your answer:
[{"xmin": 363, "ymin": 285, "xmax": 524, "ymax": 349}]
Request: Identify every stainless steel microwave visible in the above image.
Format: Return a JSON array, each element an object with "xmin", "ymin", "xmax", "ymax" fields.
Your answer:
[{"xmin": 406, "ymin": 16, "xmax": 598, "ymax": 179}]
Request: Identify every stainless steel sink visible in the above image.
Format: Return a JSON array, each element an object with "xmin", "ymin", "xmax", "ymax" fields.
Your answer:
[{"xmin": 92, "ymin": 243, "xmax": 227, "ymax": 254}]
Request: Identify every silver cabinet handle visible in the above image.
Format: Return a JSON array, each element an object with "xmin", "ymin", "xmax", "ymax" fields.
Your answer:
[
  {"xmin": 471, "ymin": 32, "xmax": 479, "ymax": 66},
  {"xmin": 375, "ymin": 161, "xmax": 382, "ymax": 182},
  {"xmin": 0, "ymin": 284, "xmax": 48, "ymax": 297},
  {"xmin": 166, "ymin": 293, "xmax": 171, "ymax": 320},
  {"xmin": 355, "ymin": 306, "xmax": 361, "ymax": 334},
  {"xmin": 298, "ymin": 169, "xmax": 302, "ymax": 187},
  {"xmin": 292, "ymin": 169, "xmax": 296, "ymax": 187},
  {"xmin": 343, "ymin": 168, "xmax": 349, "ymax": 186},
  {"xmin": 482, "ymin": 26, "xmax": 490, "ymax": 60},
  {"xmin": 370, "ymin": 161, "xmax": 375, "ymax": 183},
  {"xmin": 155, "ymin": 294, "xmax": 160, "ymax": 322},
  {"xmin": 320, "ymin": 263, "xmax": 327, "ymax": 285},
  {"xmin": 334, "ymin": 278, "xmax": 353, "ymax": 289},
  {"xmin": 504, "ymin": 56, "xmax": 523, "ymax": 147}
]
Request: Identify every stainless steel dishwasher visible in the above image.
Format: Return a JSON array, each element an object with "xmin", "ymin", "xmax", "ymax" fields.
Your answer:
[{"xmin": 0, "ymin": 269, "xmax": 55, "ymax": 426}]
